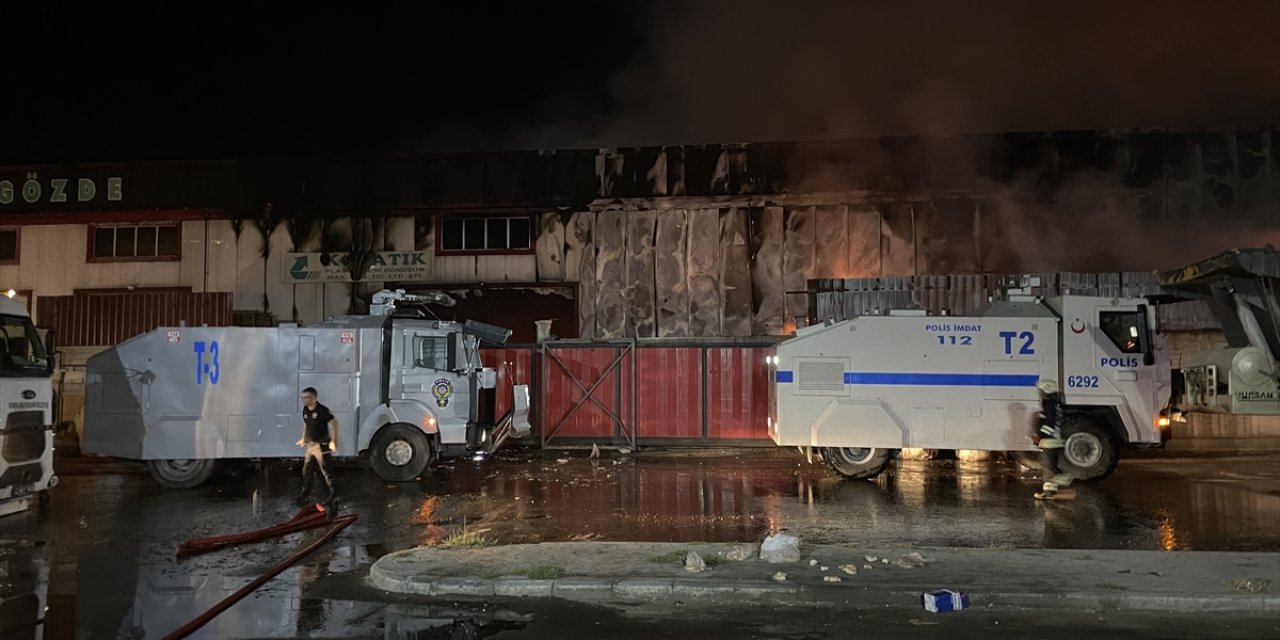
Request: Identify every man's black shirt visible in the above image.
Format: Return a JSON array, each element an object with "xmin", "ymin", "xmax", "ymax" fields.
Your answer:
[{"xmin": 304, "ymin": 402, "xmax": 335, "ymax": 446}]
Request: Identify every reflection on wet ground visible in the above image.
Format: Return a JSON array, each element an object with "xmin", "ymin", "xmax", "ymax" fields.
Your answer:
[{"xmin": 0, "ymin": 449, "xmax": 1275, "ymax": 638}]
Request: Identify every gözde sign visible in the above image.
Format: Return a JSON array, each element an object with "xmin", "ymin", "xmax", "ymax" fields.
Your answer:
[
  {"xmin": 0, "ymin": 172, "xmax": 124, "ymax": 207},
  {"xmin": 284, "ymin": 252, "xmax": 430, "ymax": 283}
]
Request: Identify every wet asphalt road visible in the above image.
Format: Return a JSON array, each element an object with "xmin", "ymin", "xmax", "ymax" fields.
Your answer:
[{"xmin": 1, "ymin": 448, "xmax": 1277, "ymax": 638}]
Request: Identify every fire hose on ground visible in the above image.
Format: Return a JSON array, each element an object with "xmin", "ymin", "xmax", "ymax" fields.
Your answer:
[{"xmin": 163, "ymin": 504, "xmax": 358, "ymax": 640}]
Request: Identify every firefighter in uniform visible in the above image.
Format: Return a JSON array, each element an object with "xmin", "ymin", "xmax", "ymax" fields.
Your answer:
[
  {"xmin": 296, "ymin": 386, "xmax": 339, "ymax": 505},
  {"xmin": 1033, "ymin": 379, "xmax": 1074, "ymax": 500}
]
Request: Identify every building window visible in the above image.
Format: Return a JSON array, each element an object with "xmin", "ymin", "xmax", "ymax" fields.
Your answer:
[
  {"xmin": 0, "ymin": 228, "xmax": 18, "ymax": 264},
  {"xmin": 438, "ymin": 216, "xmax": 533, "ymax": 254},
  {"xmin": 90, "ymin": 224, "xmax": 180, "ymax": 261}
]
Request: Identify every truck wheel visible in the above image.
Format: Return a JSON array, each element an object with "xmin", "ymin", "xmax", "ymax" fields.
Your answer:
[
  {"xmin": 370, "ymin": 424, "xmax": 432, "ymax": 482},
  {"xmin": 1058, "ymin": 416, "xmax": 1120, "ymax": 482},
  {"xmin": 147, "ymin": 459, "xmax": 218, "ymax": 489},
  {"xmin": 822, "ymin": 447, "xmax": 894, "ymax": 479}
]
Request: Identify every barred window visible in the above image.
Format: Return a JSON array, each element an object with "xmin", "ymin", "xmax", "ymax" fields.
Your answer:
[
  {"xmin": 91, "ymin": 224, "xmax": 179, "ymax": 260},
  {"xmin": 439, "ymin": 216, "xmax": 532, "ymax": 254}
]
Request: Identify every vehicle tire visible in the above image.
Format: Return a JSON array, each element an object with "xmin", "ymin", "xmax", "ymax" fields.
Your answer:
[
  {"xmin": 370, "ymin": 423, "xmax": 432, "ymax": 482},
  {"xmin": 821, "ymin": 447, "xmax": 894, "ymax": 480},
  {"xmin": 1058, "ymin": 415, "xmax": 1120, "ymax": 482},
  {"xmin": 147, "ymin": 459, "xmax": 218, "ymax": 489}
]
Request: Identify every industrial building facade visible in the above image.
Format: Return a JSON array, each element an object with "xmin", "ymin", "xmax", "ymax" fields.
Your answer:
[{"xmin": 3, "ymin": 128, "xmax": 1277, "ymax": 445}]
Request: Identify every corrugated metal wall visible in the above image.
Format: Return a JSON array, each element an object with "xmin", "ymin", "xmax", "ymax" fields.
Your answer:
[
  {"xmin": 811, "ymin": 271, "xmax": 1220, "ymax": 331},
  {"xmin": 489, "ymin": 341, "xmax": 777, "ymax": 445},
  {"xmin": 37, "ymin": 290, "xmax": 233, "ymax": 346}
]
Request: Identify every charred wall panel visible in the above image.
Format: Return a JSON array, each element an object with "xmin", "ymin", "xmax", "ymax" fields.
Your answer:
[
  {"xmin": 655, "ymin": 210, "xmax": 690, "ymax": 337},
  {"xmin": 568, "ymin": 211, "xmax": 596, "ymax": 339},
  {"xmin": 594, "ymin": 210, "xmax": 627, "ymax": 338},
  {"xmin": 814, "ymin": 205, "xmax": 850, "ymax": 279},
  {"xmin": 687, "ymin": 208, "xmax": 722, "ymax": 336},
  {"xmin": 719, "ymin": 208, "xmax": 753, "ymax": 336},
  {"xmin": 750, "ymin": 206, "xmax": 784, "ymax": 335},
  {"xmin": 536, "ymin": 212, "xmax": 567, "ymax": 282},
  {"xmin": 880, "ymin": 203, "xmax": 916, "ymax": 276},
  {"xmin": 847, "ymin": 207, "xmax": 882, "ymax": 277},
  {"xmin": 782, "ymin": 206, "xmax": 816, "ymax": 326},
  {"xmin": 626, "ymin": 210, "xmax": 658, "ymax": 338}
]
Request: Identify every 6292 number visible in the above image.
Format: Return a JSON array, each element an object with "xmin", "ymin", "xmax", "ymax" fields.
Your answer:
[
  {"xmin": 194, "ymin": 340, "xmax": 221, "ymax": 385},
  {"xmin": 1067, "ymin": 375, "xmax": 1099, "ymax": 388}
]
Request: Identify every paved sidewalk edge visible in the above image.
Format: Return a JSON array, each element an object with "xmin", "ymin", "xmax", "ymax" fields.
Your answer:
[{"xmin": 368, "ymin": 566, "xmax": 1280, "ymax": 614}]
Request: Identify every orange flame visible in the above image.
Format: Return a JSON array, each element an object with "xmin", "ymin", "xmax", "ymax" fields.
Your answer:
[{"xmin": 315, "ymin": 503, "xmax": 326, "ymax": 513}]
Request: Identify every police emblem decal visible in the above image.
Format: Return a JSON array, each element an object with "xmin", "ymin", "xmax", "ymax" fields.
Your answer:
[{"xmin": 432, "ymin": 378, "xmax": 454, "ymax": 408}]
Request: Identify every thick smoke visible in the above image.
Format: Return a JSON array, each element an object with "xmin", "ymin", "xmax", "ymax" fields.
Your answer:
[
  {"xmin": 521, "ymin": 0, "xmax": 1279, "ymax": 148},
  {"xmin": 981, "ymin": 170, "xmax": 1280, "ymax": 273}
]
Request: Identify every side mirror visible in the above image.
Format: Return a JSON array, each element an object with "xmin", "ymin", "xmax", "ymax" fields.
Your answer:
[
  {"xmin": 45, "ymin": 329, "xmax": 57, "ymax": 374},
  {"xmin": 1136, "ymin": 305, "xmax": 1155, "ymax": 366}
]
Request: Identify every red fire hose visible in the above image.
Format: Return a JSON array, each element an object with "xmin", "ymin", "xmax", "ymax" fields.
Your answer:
[
  {"xmin": 163, "ymin": 507, "xmax": 358, "ymax": 640},
  {"xmin": 175, "ymin": 503, "xmax": 336, "ymax": 558}
]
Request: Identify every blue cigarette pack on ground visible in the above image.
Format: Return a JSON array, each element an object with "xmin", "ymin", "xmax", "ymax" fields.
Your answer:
[{"xmin": 923, "ymin": 589, "xmax": 971, "ymax": 612}]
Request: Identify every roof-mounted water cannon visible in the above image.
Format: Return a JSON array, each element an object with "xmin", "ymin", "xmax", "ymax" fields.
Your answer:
[
  {"xmin": 370, "ymin": 289, "xmax": 457, "ymax": 316},
  {"xmin": 994, "ymin": 275, "xmax": 1042, "ymax": 301}
]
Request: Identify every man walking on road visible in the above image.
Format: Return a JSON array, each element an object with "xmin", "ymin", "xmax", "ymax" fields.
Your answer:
[
  {"xmin": 1033, "ymin": 379, "xmax": 1074, "ymax": 500},
  {"xmin": 296, "ymin": 386, "xmax": 339, "ymax": 505}
]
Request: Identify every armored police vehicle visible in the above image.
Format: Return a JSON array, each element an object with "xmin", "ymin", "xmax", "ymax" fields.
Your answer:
[
  {"xmin": 82, "ymin": 290, "xmax": 530, "ymax": 488},
  {"xmin": 769, "ymin": 285, "xmax": 1171, "ymax": 481}
]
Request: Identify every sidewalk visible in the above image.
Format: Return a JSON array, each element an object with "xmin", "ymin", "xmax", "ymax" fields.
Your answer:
[{"xmin": 370, "ymin": 541, "xmax": 1280, "ymax": 614}]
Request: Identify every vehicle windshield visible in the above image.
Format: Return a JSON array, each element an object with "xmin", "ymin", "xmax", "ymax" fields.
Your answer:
[{"xmin": 0, "ymin": 314, "xmax": 49, "ymax": 377}]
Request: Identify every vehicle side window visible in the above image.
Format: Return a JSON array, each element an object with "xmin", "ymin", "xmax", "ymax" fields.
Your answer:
[
  {"xmin": 1099, "ymin": 311, "xmax": 1143, "ymax": 354},
  {"xmin": 412, "ymin": 336, "xmax": 449, "ymax": 370}
]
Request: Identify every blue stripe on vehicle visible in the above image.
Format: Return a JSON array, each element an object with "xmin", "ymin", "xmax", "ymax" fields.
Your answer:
[{"xmin": 774, "ymin": 371, "xmax": 1038, "ymax": 387}]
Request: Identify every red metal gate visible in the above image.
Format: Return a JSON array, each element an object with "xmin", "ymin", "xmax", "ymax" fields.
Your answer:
[
  {"xmin": 539, "ymin": 341, "xmax": 637, "ymax": 447},
  {"xmin": 485, "ymin": 339, "xmax": 778, "ymax": 446}
]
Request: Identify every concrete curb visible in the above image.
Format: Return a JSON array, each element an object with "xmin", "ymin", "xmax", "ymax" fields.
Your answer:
[{"xmin": 368, "ymin": 565, "xmax": 1280, "ymax": 614}]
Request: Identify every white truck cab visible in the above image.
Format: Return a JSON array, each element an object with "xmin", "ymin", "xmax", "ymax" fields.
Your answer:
[
  {"xmin": 769, "ymin": 288, "xmax": 1169, "ymax": 481},
  {"xmin": 0, "ymin": 294, "xmax": 58, "ymax": 516}
]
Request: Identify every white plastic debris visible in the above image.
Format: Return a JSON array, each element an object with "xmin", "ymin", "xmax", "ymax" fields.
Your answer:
[
  {"xmin": 863, "ymin": 564, "xmax": 874, "ymax": 570},
  {"xmin": 556, "ymin": 458, "xmax": 570, "ymax": 465},
  {"xmin": 893, "ymin": 552, "xmax": 936, "ymax": 569},
  {"xmin": 865, "ymin": 555, "xmax": 879, "ymax": 563},
  {"xmin": 772, "ymin": 572, "xmax": 788, "ymax": 582},
  {"xmin": 684, "ymin": 551, "xmax": 706, "ymax": 573},
  {"xmin": 589, "ymin": 443, "xmax": 601, "ymax": 459},
  {"xmin": 809, "ymin": 559, "xmax": 819, "ymax": 567},
  {"xmin": 725, "ymin": 543, "xmax": 757, "ymax": 561},
  {"xmin": 820, "ymin": 566, "xmax": 829, "ymax": 572},
  {"xmin": 824, "ymin": 576, "xmax": 842, "ymax": 583},
  {"xmin": 760, "ymin": 533, "xmax": 802, "ymax": 564},
  {"xmin": 839, "ymin": 564, "xmax": 859, "ymax": 575}
]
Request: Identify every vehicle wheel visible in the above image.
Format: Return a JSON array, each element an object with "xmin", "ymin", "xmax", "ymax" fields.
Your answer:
[
  {"xmin": 147, "ymin": 459, "xmax": 218, "ymax": 489},
  {"xmin": 821, "ymin": 447, "xmax": 894, "ymax": 479},
  {"xmin": 1058, "ymin": 415, "xmax": 1120, "ymax": 482},
  {"xmin": 370, "ymin": 423, "xmax": 432, "ymax": 482}
]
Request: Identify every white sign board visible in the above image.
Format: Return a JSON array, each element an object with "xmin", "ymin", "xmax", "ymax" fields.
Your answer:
[{"xmin": 283, "ymin": 252, "xmax": 430, "ymax": 283}]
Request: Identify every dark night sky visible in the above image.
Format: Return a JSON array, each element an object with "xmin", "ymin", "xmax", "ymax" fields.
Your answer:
[{"xmin": 3, "ymin": 1, "xmax": 1277, "ymax": 163}]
